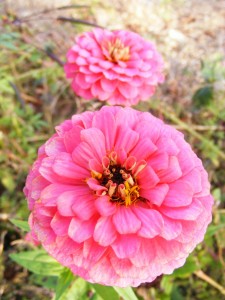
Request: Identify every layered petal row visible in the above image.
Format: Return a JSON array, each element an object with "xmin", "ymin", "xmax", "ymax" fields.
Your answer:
[
  {"xmin": 24, "ymin": 106, "xmax": 213, "ymax": 287},
  {"xmin": 64, "ymin": 29, "xmax": 164, "ymax": 106}
]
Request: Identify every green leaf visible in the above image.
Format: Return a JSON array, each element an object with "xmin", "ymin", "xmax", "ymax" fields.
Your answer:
[
  {"xmin": 30, "ymin": 273, "xmax": 58, "ymax": 289},
  {"xmin": 10, "ymin": 250, "xmax": 64, "ymax": 276},
  {"xmin": 58, "ymin": 277, "xmax": 89, "ymax": 300},
  {"xmin": 205, "ymin": 224, "xmax": 225, "ymax": 238},
  {"xmin": 113, "ymin": 286, "xmax": 138, "ymax": 300},
  {"xmin": 171, "ymin": 286, "xmax": 185, "ymax": 300},
  {"xmin": 55, "ymin": 268, "xmax": 75, "ymax": 300},
  {"xmin": 192, "ymin": 86, "xmax": 214, "ymax": 108},
  {"xmin": 161, "ymin": 276, "xmax": 173, "ymax": 295},
  {"xmin": 0, "ymin": 40, "xmax": 17, "ymax": 50},
  {"xmin": 10, "ymin": 219, "xmax": 30, "ymax": 232},
  {"xmin": 91, "ymin": 284, "xmax": 119, "ymax": 300}
]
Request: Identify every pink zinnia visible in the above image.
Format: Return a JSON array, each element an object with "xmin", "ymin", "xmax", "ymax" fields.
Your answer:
[
  {"xmin": 24, "ymin": 106, "xmax": 213, "ymax": 287},
  {"xmin": 64, "ymin": 29, "xmax": 164, "ymax": 106}
]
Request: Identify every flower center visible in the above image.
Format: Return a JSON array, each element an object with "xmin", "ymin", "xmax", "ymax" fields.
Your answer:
[
  {"xmin": 103, "ymin": 39, "xmax": 130, "ymax": 63},
  {"xmin": 91, "ymin": 152, "xmax": 146, "ymax": 206}
]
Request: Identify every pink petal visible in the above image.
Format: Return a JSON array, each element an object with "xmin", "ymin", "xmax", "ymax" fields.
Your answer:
[
  {"xmin": 103, "ymin": 69, "xmax": 119, "ymax": 80},
  {"xmin": 39, "ymin": 157, "xmax": 79, "ymax": 184},
  {"xmin": 73, "ymin": 84, "xmax": 93, "ymax": 100},
  {"xmin": 118, "ymin": 83, "xmax": 138, "ymax": 99},
  {"xmin": 57, "ymin": 189, "xmax": 95, "ymax": 220},
  {"xmin": 89, "ymin": 65, "xmax": 103, "ymax": 73},
  {"xmin": 30, "ymin": 175, "xmax": 49, "ymax": 202},
  {"xmin": 91, "ymin": 80, "xmax": 104, "ymax": 97},
  {"xmin": 138, "ymin": 165, "xmax": 159, "ymax": 189},
  {"xmin": 94, "ymin": 216, "xmax": 117, "ymax": 246},
  {"xmin": 159, "ymin": 216, "xmax": 182, "ymax": 240},
  {"xmin": 156, "ymin": 137, "xmax": 180, "ymax": 156},
  {"xmin": 72, "ymin": 142, "xmax": 93, "ymax": 167},
  {"xmin": 64, "ymin": 63, "xmax": 78, "ymax": 77},
  {"xmin": 72, "ymin": 196, "xmax": 96, "ymax": 220},
  {"xmin": 85, "ymin": 74, "xmax": 102, "ymax": 83},
  {"xmin": 134, "ymin": 118, "xmax": 163, "ymax": 143},
  {"xmin": 50, "ymin": 213, "xmax": 71, "ymax": 236},
  {"xmin": 112, "ymin": 234, "xmax": 141, "ymax": 259},
  {"xmin": 64, "ymin": 126, "xmax": 82, "ymax": 153},
  {"xmin": 66, "ymin": 49, "xmax": 78, "ymax": 62},
  {"xmin": 153, "ymin": 237, "xmax": 183, "ymax": 264},
  {"xmin": 160, "ymin": 199, "xmax": 203, "ymax": 220},
  {"xmin": 100, "ymin": 78, "xmax": 118, "ymax": 93},
  {"xmin": 89, "ymin": 256, "xmax": 118, "ymax": 285},
  {"xmin": 98, "ymin": 60, "xmax": 114, "ymax": 69},
  {"xmin": 148, "ymin": 152, "xmax": 169, "ymax": 171},
  {"xmin": 41, "ymin": 183, "xmax": 78, "ymax": 206},
  {"xmin": 130, "ymin": 138, "xmax": 157, "ymax": 160},
  {"xmin": 177, "ymin": 149, "xmax": 196, "ymax": 175},
  {"xmin": 68, "ymin": 217, "xmax": 96, "ymax": 243},
  {"xmin": 182, "ymin": 168, "xmax": 202, "ymax": 194},
  {"xmin": 80, "ymin": 128, "xmax": 106, "ymax": 162},
  {"xmin": 83, "ymin": 239, "xmax": 107, "ymax": 262},
  {"xmin": 45, "ymin": 136, "xmax": 66, "ymax": 157},
  {"xmin": 57, "ymin": 191, "xmax": 76, "ymax": 216},
  {"xmin": 114, "ymin": 127, "xmax": 139, "ymax": 154},
  {"xmin": 76, "ymin": 56, "xmax": 87, "ymax": 66},
  {"xmin": 157, "ymin": 156, "xmax": 182, "ymax": 183},
  {"xmin": 86, "ymin": 178, "xmax": 107, "ymax": 192},
  {"xmin": 139, "ymin": 85, "xmax": 155, "ymax": 99},
  {"xmin": 163, "ymin": 180, "xmax": 194, "ymax": 207},
  {"xmin": 115, "ymin": 107, "xmax": 140, "ymax": 128},
  {"xmin": 74, "ymin": 73, "xmax": 90, "ymax": 89},
  {"xmin": 89, "ymin": 158, "xmax": 103, "ymax": 173},
  {"xmin": 33, "ymin": 222, "xmax": 56, "ymax": 244},
  {"xmin": 92, "ymin": 28, "xmax": 106, "ymax": 44},
  {"xmin": 95, "ymin": 195, "xmax": 117, "ymax": 216},
  {"xmin": 130, "ymin": 239, "xmax": 156, "ymax": 267},
  {"xmin": 92, "ymin": 108, "xmax": 116, "ymax": 150},
  {"xmin": 55, "ymin": 236, "xmax": 80, "ymax": 255},
  {"xmin": 53, "ymin": 152, "xmax": 89, "ymax": 179},
  {"xmin": 110, "ymin": 256, "xmax": 149, "ymax": 280},
  {"xmin": 134, "ymin": 207, "xmax": 164, "ymax": 238},
  {"xmin": 117, "ymin": 148, "xmax": 127, "ymax": 165},
  {"xmin": 140, "ymin": 183, "xmax": 169, "ymax": 206},
  {"xmin": 196, "ymin": 167, "xmax": 210, "ymax": 197},
  {"xmin": 112, "ymin": 206, "xmax": 141, "ymax": 234}
]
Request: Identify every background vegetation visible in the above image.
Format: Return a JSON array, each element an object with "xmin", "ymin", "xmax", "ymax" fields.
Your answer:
[{"xmin": 0, "ymin": 0, "xmax": 225, "ymax": 299}]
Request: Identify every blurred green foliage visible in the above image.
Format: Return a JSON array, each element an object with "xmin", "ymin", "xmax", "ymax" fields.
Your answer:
[{"xmin": 0, "ymin": 9, "xmax": 225, "ymax": 300}]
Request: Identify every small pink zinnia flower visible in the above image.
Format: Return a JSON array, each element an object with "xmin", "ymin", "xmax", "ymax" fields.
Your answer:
[
  {"xmin": 64, "ymin": 29, "xmax": 164, "ymax": 106},
  {"xmin": 24, "ymin": 106, "xmax": 213, "ymax": 287}
]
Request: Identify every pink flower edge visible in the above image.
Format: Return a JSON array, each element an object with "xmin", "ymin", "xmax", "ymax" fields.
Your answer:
[
  {"xmin": 64, "ymin": 29, "xmax": 164, "ymax": 106},
  {"xmin": 24, "ymin": 106, "xmax": 213, "ymax": 287}
]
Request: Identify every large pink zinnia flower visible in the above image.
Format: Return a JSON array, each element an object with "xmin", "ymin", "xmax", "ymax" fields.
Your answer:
[
  {"xmin": 24, "ymin": 106, "xmax": 213, "ymax": 287},
  {"xmin": 64, "ymin": 29, "xmax": 164, "ymax": 106}
]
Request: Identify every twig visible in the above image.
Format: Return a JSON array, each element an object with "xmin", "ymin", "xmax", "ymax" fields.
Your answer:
[
  {"xmin": 26, "ymin": 135, "xmax": 50, "ymax": 142},
  {"xmin": 9, "ymin": 82, "xmax": 25, "ymax": 109},
  {"xmin": 0, "ymin": 230, "xmax": 7, "ymax": 255},
  {"xmin": 57, "ymin": 16, "xmax": 104, "ymax": 28},
  {"xmin": 20, "ymin": 35, "xmax": 64, "ymax": 67},
  {"xmin": 173, "ymin": 125, "xmax": 224, "ymax": 131},
  {"xmin": 194, "ymin": 270, "xmax": 225, "ymax": 296},
  {"xmin": 11, "ymin": 4, "xmax": 89, "ymax": 22},
  {"xmin": 45, "ymin": 48, "xmax": 65, "ymax": 66},
  {"xmin": 57, "ymin": 5, "xmax": 89, "ymax": 10}
]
